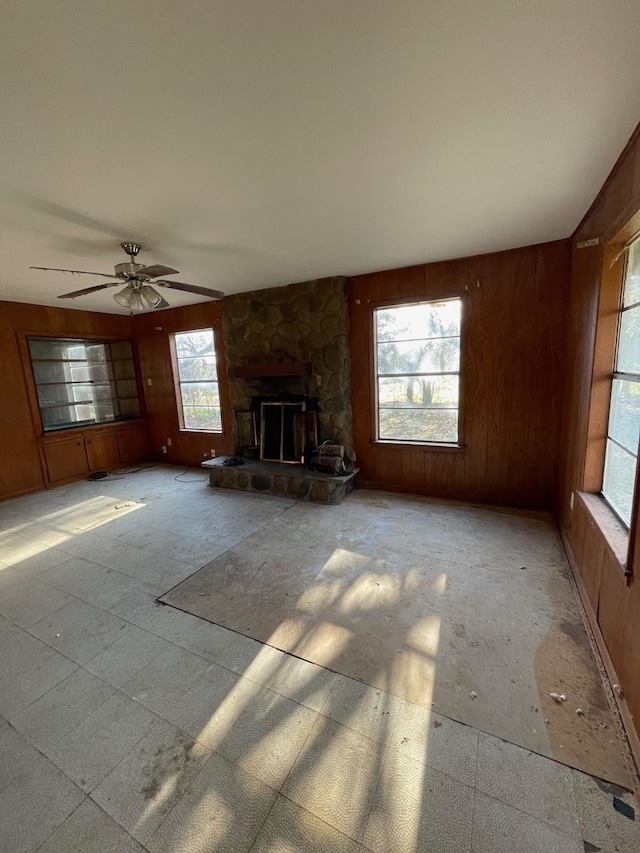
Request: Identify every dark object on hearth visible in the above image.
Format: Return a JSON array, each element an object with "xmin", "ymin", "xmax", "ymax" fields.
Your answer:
[
  {"xmin": 222, "ymin": 456, "xmax": 247, "ymax": 467},
  {"xmin": 613, "ymin": 797, "xmax": 635, "ymax": 820},
  {"xmin": 88, "ymin": 471, "xmax": 108, "ymax": 480}
]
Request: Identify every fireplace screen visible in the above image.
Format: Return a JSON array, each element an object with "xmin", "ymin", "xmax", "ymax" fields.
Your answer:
[
  {"xmin": 247, "ymin": 395, "xmax": 318, "ymax": 464},
  {"xmin": 260, "ymin": 401, "xmax": 306, "ymax": 463},
  {"xmin": 236, "ymin": 410, "xmax": 257, "ymax": 449}
]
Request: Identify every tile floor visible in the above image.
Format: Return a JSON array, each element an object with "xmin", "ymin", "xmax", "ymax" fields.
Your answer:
[{"xmin": 0, "ymin": 464, "xmax": 638, "ymax": 852}]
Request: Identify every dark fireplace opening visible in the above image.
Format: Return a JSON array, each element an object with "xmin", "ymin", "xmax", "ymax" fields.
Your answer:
[
  {"xmin": 261, "ymin": 402, "xmax": 305, "ymax": 462},
  {"xmin": 238, "ymin": 395, "xmax": 318, "ymax": 465}
]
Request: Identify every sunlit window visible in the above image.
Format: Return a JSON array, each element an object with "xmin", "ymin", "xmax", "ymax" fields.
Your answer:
[
  {"xmin": 374, "ymin": 298, "xmax": 462, "ymax": 443},
  {"xmin": 172, "ymin": 328, "xmax": 222, "ymax": 432},
  {"xmin": 602, "ymin": 238, "xmax": 640, "ymax": 526},
  {"xmin": 28, "ymin": 337, "xmax": 141, "ymax": 432}
]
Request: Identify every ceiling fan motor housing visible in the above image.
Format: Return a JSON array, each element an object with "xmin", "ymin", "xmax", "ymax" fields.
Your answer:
[{"xmin": 114, "ymin": 262, "xmax": 146, "ymax": 278}]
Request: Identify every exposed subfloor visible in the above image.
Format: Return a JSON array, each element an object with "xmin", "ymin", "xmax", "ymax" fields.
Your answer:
[
  {"xmin": 163, "ymin": 488, "xmax": 631, "ymax": 787},
  {"xmin": 0, "ymin": 464, "xmax": 637, "ymax": 853}
]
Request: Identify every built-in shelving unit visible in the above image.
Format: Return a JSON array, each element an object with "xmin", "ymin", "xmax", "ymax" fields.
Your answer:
[{"xmin": 28, "ymin": 336, "xmax": 142, "ymax": 431}]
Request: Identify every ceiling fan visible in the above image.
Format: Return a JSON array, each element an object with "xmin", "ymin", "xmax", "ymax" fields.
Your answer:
[{"xmin": 31, "ymin": 242, "xmax": 225, "ymax": 312}]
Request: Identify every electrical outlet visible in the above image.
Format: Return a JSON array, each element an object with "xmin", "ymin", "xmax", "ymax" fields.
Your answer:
[
  {"xmin": 210, "ymin": 449, "xmax": 216, "ymax": 458},
  {"xmin": 167, "ymin": 438, "xmax": 172, "ymax": 446},
  {"xmin": 161, "ymin": 445, "xmax": 167, "ymax": 454}
]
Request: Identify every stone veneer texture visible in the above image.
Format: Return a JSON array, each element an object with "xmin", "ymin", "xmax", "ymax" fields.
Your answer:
[
  {"xmin": 206, "ymin": 463, "xmax": 356, "ymax": 505},
  {"xmin": 221, "ymin": 276, "xmax": 354, "ymax": 460}
]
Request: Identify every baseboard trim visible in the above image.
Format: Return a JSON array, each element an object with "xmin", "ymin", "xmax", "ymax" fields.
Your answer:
[
  {"xmin": 0, "ymin": 483, "xmax": 44, "ymax": 502},
  {"xmin": 560, "ymin": 526, "xmax": 640, "ymax": 790}
]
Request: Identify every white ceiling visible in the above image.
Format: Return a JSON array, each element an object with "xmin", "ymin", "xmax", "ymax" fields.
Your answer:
[{"xmin": 1, "ymin": 1, "xmax": 640, "ymax": 314}]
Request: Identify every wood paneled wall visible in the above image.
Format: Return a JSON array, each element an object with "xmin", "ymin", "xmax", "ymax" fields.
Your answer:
[
  {"xmin": 348, "ymin": 240, "xmax": 571, "ymax": 509},
  {"xmin": 132, "ymin": 302, "xmax": 234, "ymax": 466},
  {"xmin": 0, "ymin": 300, "xmax": 132, "ymax": 500},
  {"xmin": 557, "ymin": 121, "xmax": 640, "ymax": 752}
]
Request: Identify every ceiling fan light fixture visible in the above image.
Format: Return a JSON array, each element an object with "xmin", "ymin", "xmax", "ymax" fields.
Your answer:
[
  {"xmin": 113, "ymin": 285, "xmax": 144, "ymax": 313},
  {"xmin": 141, "ymin": 284, "xmax": 164, "ymax": 309},
  {"xmin": 129, "ymin": 291, "xmax": 144, "ymax": 313},
  {"xmin": 113, "ymin": 286, "xmax": 132, "ymax": 308}
]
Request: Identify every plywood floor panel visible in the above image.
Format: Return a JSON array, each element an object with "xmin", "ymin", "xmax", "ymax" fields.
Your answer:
[{"xmin": 161, "ymin": 490, "xmax": 632, "ymax": 787}]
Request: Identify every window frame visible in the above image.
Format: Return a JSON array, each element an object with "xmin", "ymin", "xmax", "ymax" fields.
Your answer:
[
  {"xmin": 582, "ymin": 212, "xmax": 640, "ymax": 581},
  {"xmin": 26, "ymin": 335, "xmax": 143, "ymax": 433},
  {"xmin": 601, "ymin": 237, "xmax": 640, "ymax": 528},
  {"xmin": 170, "ymin": 327, "xmax": 223, "ymax": 434},
  {"xmin": 370, "ymin": 295, "xmax": 465, "ymax": 449}
]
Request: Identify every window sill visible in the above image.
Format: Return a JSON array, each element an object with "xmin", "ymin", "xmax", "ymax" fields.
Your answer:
[
  {"xmin": 371, "ymin": 440, "xmax": 465, "ymax": 452},
  {"xmin": 577, "ymin": 492, "xmax": 629, "ymax": 571},
  {"xmin": 179, "ymin": 429, "xmax": 224, "ymax": 436}
]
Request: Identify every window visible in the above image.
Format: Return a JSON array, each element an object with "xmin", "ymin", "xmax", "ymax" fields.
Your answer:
[
  {"xmin": 172, "ymin": 328, "xmax": 222, "ymax": 431},
  {"xmin": 28, "ymin": 337, "xmax": 141, "ymax": 432},
  {"xmin": 374, "ymin": 298, "xmax": 462, "ymax": 443},
  {"xmin": 602, "ymin": 238, "xmax": 640, "ymax": 526}
]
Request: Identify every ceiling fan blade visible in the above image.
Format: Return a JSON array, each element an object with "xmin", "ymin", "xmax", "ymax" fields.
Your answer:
[
  {"xmin": 155, "ymin": 280, "xmax": 224, "ymax": 299},
  {"xmin": 58, "ymin": 282, "xmax": 121, "ymax": 298},
  {"xmin": 154, "ymin": 295, "xmax": 171, "ymax": 309},
  {"xmin": 31, "ymin": 266, "xmax": 119, "ymax": 278},
  {"xmin": 137, "ymin": 264, "xmax": 179, "ymax": 279}
]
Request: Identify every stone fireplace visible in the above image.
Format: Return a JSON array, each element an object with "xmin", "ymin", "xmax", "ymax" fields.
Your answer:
[
  {"xmin": 221, "ymin": 276, "xmax": 354, "ymax": 462},
  {"xmin": 201, "ymin": 276, "xmax": 356, "ymax": 504}
]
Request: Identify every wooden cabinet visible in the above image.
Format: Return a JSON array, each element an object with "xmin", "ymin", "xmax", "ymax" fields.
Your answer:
[
  {"xmin": 85, "ymin": 430, "xmax": 120, "ymax": 472},
  {"xmin": 116, "ymin": 423, "xmax": 149, "ymax": 466},
  {"xmin": 43, "ymin": 436, "xmax": 89, "ymax": 483},
  {"xmin": 41, "ymin": 420, "xmax": 149, "ymax": 485}
]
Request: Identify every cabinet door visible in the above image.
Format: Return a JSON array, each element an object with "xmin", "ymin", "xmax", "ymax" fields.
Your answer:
[
  {"xmin": 116, "ymin": 423, "xmax": 149, "ymax": 466},
  {"xmin": 43, "ymin": 436, "xmax": 89, "ymax": 483},
  {"xmin": 85, "ymin": 431, "xmax": 119, "ymax": 472}
]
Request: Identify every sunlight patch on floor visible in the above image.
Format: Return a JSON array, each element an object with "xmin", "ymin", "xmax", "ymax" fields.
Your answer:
[{"xmin": 0, "ymin": 497, "xmax": 143, "ymax": 566}]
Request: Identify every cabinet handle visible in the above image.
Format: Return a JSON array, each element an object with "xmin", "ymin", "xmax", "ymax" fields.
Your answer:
[{"xmin": 86, "ymin": 440, "xmax": 92, "ymax": 444}]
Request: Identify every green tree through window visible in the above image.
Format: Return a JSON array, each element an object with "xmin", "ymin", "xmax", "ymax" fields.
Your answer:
[
  {"xmin": 173, "ymin": 329, "xmax": 222, "ymax": 432},
  {"xmin": 375, "ymin": 299, "xmax": 461, "ymax": 443}
]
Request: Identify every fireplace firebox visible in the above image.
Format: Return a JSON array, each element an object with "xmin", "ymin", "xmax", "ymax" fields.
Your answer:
[{"xmin": 243, "ymin": 395, "xmax": 318, "ymax": 465}]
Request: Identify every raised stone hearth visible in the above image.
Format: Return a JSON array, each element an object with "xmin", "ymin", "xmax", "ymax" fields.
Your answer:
[{"xmin": 202, "ymin": 457, "xmax": 357, "ymax": 504}]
